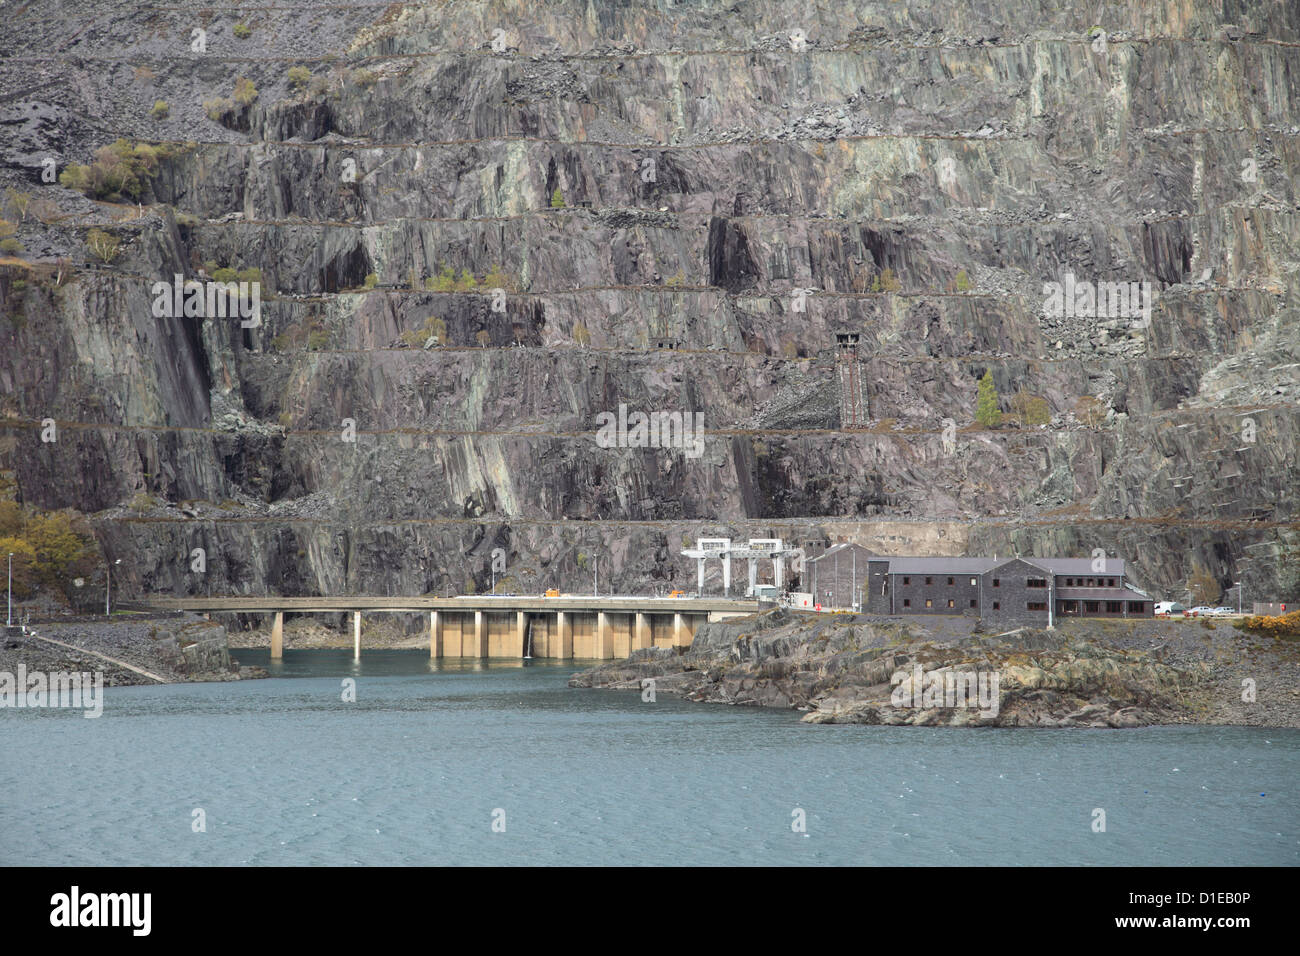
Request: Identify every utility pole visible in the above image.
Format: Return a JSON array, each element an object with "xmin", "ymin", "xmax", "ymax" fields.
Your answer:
[
  {"xmin": 835, "ymin": 550, "xmax": 840, "ymax": 609},
  {"xmin": 7, "ymin": 552, "xmax": 12, "ymax": 627},
  {"xmin": 105, "ymin": 558, "xmax": 121, "ymax": 616}
]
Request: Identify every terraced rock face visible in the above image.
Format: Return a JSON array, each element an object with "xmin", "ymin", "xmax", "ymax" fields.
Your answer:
[{"xmin": 0, "ymin": 1, "xmax": 1297, "ymax": 604}]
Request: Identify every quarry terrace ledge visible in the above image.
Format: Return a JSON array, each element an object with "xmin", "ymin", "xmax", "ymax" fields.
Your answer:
[{"xmin": 146, "ymin": 595, "xmax": 758, "ymax": 661}]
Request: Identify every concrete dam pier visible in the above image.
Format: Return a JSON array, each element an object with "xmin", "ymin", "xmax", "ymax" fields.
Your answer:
[{"xmin": 148, "ymin": 596, "xmax": 757, "ymax": 660}]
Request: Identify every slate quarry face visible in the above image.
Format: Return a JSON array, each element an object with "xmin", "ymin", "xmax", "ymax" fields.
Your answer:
[{"xmin": 0, "ymin": 1, "xmax": 1297, "ymax": 603}]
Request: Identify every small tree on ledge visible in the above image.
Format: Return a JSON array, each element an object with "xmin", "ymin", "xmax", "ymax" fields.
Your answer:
[
  {"xmin": 550, "ymin": 187, "xmax": 565, "ymax": 208},
  {"xmin": 975, "ymin": 370, "xmax": 1002, "ymax": 428}
]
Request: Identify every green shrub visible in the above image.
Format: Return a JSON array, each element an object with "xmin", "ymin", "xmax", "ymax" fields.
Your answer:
[
  {"xmin": 233, "ymin": 23, "xmax": 252, "ymax": 39},
  {"xmin": 5, "ymin": 188, "xmax": 31, "ymax": 222},
  {"xmin": 211, "ymin": 267, "xmax": 238, "ymax": 283},
  {"xmin": 151, "ymin": 100, "xmax": 169, "ymax": 119},
  {"xmin": 1008, "ymin": 389, "xmax": 1050, "ymax": 426},
  {"xmin": 306, "ymin": 329, "xmax": 330, "ymax": 349},
  {"xmin": 454, "ymin": 268, "xmax": 477, "ymax": 292},
  {"xmin": 236, "ymin": 267, "xmax": 261, "ymax": 284},
  {"xmin": 0, "ymin": 508, "xmax": 98, "ymax": 602},
  {"xmin": 1238, "ymin": 611, "xmax": 1300, "ymax": 640},
  {"xmin": 85, "ymin": 228, "xmax": 121, "ymax": 263},
  {"xmin": 363, "ymin": 272, "xmax": 378, "ymax": 290},
  {"xmin": 58, "ymin": 139, "xmax": 163, "ymax": 201},
  {"xmin": 955, "ymin": 269, "xmax": 970, "ymax": 292},
  {"xmin": 233, "ymin": 77, "xmax": 258, "ymax": 107},
  {"xmin": 429, "ymin": 264, "xmax": 455, "ymax": 292},
  {"xmin": 401, "ymin": 315, "xmax": 449, "ymax": 348},
  {"xmin": 975, "ymin": 370, "xmax": 1002, "ymax": 428},
  {"xmin": 550, "ymin": 187, "xmax": 565, "ymax": 208},
  {"xmin": 0, "ymin": 238, "xmax": 22, "ymax": 256},
  {"xmin": 287, "ymin": 66, "xmax": 312, "ymax": 92},
  {"xmin": 481, "ymin": 264, "xmax": 510, "ymax": 291},
  {"xmin": 351, "ymin": 68, "xmax": 378, "ymax": 89},
  {"xmin": 203, "ymin": 97, "xmax": 233, "ymax": 121}
]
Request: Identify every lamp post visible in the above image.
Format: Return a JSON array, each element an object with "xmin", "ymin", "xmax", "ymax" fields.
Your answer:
[
  {"xmin": 7, "ymin": 552, "xmax": 12, "ymax": 627},
  {"xmin": 105, "ymin": 558, "xmax": 121, "ymax": 616},
  {"xmin": 1231, "ymin": 580, "xmax": 1243, "ymax": 614}
]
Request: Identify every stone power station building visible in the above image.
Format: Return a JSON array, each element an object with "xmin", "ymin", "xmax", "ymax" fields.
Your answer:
[{"xmin": 804, "ymin": 548, "xmax": 1153, "ymax": 624}]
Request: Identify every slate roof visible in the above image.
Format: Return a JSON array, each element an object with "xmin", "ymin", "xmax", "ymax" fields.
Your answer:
[
  {"xmin": 805, "ymin": 543, "xmax": 875, "ymax": 564},
  {"xmin": 874, "ymin": 556, "xmax": 1127, "ymax": 576}
]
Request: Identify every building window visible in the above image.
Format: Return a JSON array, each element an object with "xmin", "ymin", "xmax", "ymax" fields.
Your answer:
[
  {"xmin": 992, "ymin": 579, "xmax": 1000, "ymax": 587},
  {"xmin": 969, "ymin": 599, "xmax": 977, "ymax": 608},
  {"xmin": 903, "ymin": 576, "xmax": 910, "ymax": 585},
  {"xmin": 925, "ymin": 599, "xmax": 932, "ymax": 608},
  {"xmin": 947, "ymin": 577, "xmax": 954, "ymax": 586},
  {"xmin": 992, "ymin": 602, "xmax": 1000, "ymax": 610},
  {"xmin": 969, "ymin": 577, "xmax": 977, "ymax": 587},
  {"xmin": 1066, "ymin": 578, "xmax": 1073, "ymax": 586},
  {"xmin": 1108, "ymin": 578, "xmax": 1116, "ymax": 587},
  {"xmin": 1027, "ymin": 578, "xmax": 1047, "ymax": 588},
  {"xmin": 1106, "ymin": 601, "xmax": 1122, "ymax": 613},
  {"xmin": 947, "ymin": 599, "xmax": 954, "ymax": 608},
  {"xmin": 1027, "ymin": 602, "xmax": 1047, "ymax": 611},
  {"xmin": 903, "ymin": 599, "xmax": 911, "ymax": 608},
  {"xmin": 1086, "ymin": 578, "xmax": 1095, "ymax": 587},
  {"xmin": 925, "ymin": 577, "xmax": 932, "ymax": 585},
  {"xmin": 1085, "ymin": 601, "xmax": 1100, "ymax": 613},
  {"xmin": 1128, "ymin": 602, "xmax": 1144, "ymax": 614}
]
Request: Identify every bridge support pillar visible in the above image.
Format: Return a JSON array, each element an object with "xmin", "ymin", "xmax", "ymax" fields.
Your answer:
[
  {"xmin": 635, "ymin": 612, "xmax": 650, "ymax": 650},
  {"xmin": 271, "ymin": 611, "xmax": 284, "ymax": 659},
  {"xmin": 597, "ymin": 611, "xmax": 611, "ymax": 659},
  {"xmin": 516, "ymin": 611, "xmax": 527, "ymax": 657},
  {"xmin": 673, "ymin": 612, "xmax": 684, "ymax": 648},
  {"xmin": 556, "ymin": 611, "xmax": 572, "ymax": 659},
  {"xmin": 475, "ymin": 610, "xmax": 486, "ymax": 658},
  {"xmin": 429, "ymin": 611, "xmax": 442, "ymax": 658},
  {"xmin": 353, "ymin": 611, "xmax": 361, "ymax": 661}
]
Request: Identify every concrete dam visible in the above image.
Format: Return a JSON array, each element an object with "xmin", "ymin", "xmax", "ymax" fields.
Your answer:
[{"xmin": 148, "ymin": 595, "xmax": 757, "ymax": 660}]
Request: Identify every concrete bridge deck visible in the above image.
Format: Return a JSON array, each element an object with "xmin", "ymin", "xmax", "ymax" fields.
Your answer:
[{"xmin": 146, "ymin": 595, "xmax": 759, "ymax": 661}]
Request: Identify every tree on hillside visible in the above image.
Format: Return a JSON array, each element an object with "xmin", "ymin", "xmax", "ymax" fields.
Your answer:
[
  {"xmin": 1187, "ymin": 562, "xmax": 1221, "ymax": 606},
  {"xmin": 975, "ymin": 370, "xmax": 1002, "ymax": 428}
]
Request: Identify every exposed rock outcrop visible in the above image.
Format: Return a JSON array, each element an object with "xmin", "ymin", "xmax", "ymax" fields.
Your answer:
[
  {"xmin": 0, "ymin": 1, "xmax": 1297, "ymax": 613},
  {"xmin": 571, "ymin": 610, "xmax": 1300, "ymax": 728}
]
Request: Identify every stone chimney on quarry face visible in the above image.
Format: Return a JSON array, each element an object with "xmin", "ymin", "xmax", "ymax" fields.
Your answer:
[{"xmin": 835, "ymin": 330, "xmax": 868, "ymax": 429}]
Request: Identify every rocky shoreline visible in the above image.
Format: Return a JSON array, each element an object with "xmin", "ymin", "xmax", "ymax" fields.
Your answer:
[
  {"xmin": 1, "ymin": 615, "xmax": 265, "ymax": 685},
  {"xmin": 570, "ymin": 609, "xmax": 1300, "ymax": 728}
]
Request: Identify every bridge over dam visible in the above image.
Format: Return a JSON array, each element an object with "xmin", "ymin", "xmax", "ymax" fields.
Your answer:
[{"xmin": 145, "ymin": 595, "xmax": 760, "ymax": 661}]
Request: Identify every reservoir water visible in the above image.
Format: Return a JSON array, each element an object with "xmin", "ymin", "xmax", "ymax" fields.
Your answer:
[{"xmin": 3, "ymin": 650, "xmax": 1297, "ymax": 866}]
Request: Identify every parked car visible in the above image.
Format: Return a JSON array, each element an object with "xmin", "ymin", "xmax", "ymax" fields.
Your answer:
[
  {"xmin": 1210, "ymin": 607, "xmax": 1236, "ymax": 617},
  {"xmin": 1188, "ymin": 606, "xmax": 1217, "ymax": 617},
  {"xmin": 1154, "ymin": 601, "xmax": 1186, "ymax": 616}
]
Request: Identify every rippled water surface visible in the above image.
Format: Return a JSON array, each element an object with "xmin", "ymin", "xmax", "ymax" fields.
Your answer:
[{"xmin": 3, "ymin": 650, "xmax": 1296, "ymax": 865}]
